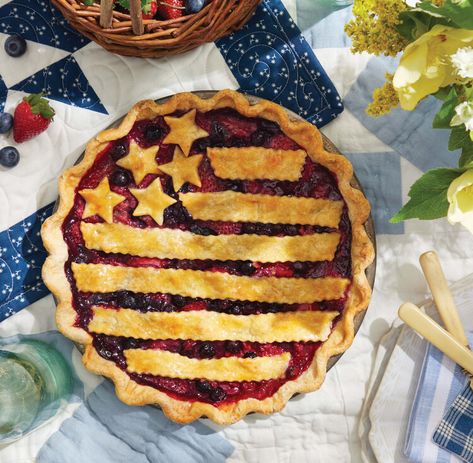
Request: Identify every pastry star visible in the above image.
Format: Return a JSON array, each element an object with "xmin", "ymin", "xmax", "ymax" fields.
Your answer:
[
  {"xmin": 79, "ymin": 178, "xmax": 126, "ymax": 223},
  {"xmin": 130, "ymin": 178, "xmax": 177, "ymax": 226},
  {"xmin": 116, "ymin": 140, "xmax": 161, "ymax": 185},
  {"xmin": 158, "ymin": 147, "xmax": 203, "ymax": 191},
  {"xmin": 163, "ymin": 109, "xmax": 209, "ymax": 156}
]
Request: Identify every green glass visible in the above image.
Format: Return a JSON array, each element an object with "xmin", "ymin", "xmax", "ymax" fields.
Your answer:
[{"xmin": 0, "ymin": 339, "xmax": 73, "ymax": 444}]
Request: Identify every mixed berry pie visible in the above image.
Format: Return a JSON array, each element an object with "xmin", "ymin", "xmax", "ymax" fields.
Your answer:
[{"xmin": 42, "ymin": 90, "xmax": 374, "ymax": 424}]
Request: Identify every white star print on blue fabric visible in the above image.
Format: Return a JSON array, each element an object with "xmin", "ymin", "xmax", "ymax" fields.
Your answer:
[
  {"xmin": 0, "ymin": 0, "xmax": 344, "ymax": 320},
  {"xmin": 216, "ymin": 0, "xmax": 343, "ymax": 126},
  {"xmin": 0, "ymin": 204, "xmax": 52, "ymax": 322},
  {"xmin": 0, "ymin": 0, "xmax": 89, "ymax": 53},
  {"xmin": 0, "ymin": 76, "xmax": 7, "ymax": 111},
  {"xmin": 12, "ymin": 55, "xmax": 108, "ymax": 114}
]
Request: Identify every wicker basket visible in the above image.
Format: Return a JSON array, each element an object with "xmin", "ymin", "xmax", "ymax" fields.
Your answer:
[{"xmin": 52, "ymin": 0, "xmax": 260, "ymax": 58}]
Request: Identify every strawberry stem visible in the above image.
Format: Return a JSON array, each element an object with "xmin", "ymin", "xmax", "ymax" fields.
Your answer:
[{"xmin": 24, "ymin": 93, "xmax": 55, "ymax": 120}]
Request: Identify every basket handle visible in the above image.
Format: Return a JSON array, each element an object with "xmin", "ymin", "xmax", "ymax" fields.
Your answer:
[
  {"xmin": 99, "ymin": 0, "xmax": 114, "ymax": 28},
  {"xmin": 129, "ymin": 0, "xmax": 145, "ymax": 35},
  {"xmin": 100, "ymin": 0, "xmax": 144, "ymax": 35}
]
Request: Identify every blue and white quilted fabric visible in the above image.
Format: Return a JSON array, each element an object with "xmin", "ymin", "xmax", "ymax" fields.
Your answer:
[
  {"xmin": 1, "ymin": 1, "xmax": 473, "ymax": 462},
  {"xmin": 0, "ymin": 0, "xmax": 342, "ymax": 321}
]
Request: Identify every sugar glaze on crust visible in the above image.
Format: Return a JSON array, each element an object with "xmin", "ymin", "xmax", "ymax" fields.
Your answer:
[{"xmin": 41, "ymin": 90, "xmax": 375, "ymax": 424}]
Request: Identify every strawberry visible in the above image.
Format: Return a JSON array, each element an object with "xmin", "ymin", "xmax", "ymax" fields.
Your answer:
[
  {"xmin": 142, "ymin": 0, "xmax": 157, "ymax": 19},
  {"xmin": 157, "ymin": 0, "xmax": 185, "ymax": 19},
  {"xmin": 13, "ymin": 93, "xmax": 55, "ymax": 143}
]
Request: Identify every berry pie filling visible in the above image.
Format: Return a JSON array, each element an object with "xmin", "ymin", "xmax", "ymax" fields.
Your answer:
[{"xmin": 62, "ymin": 107, "xmax": 353, "ymax": 406}]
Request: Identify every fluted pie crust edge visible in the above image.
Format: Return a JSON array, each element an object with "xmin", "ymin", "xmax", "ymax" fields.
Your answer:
[{"xmin": 41, "ymin": 90, "xmax": 375, "ymax": 424}]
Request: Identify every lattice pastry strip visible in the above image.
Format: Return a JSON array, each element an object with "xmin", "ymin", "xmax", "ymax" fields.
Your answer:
[
  {"xmin": 81, "ymin": 222, "xmax": 340, "ymax": 263},
  {"xmin": 180, "ymin": 191, "xmax": 344, "ymax": 227},
  {"xmin": 125, "ymin": 350, "xmax": 291, "ymax": 381},
  {"xmin": 89, "ymin": 307, "xmax": 339, "ymax": 342},
  {"xmin": 207, "ymin": 147, "xmax": 306, "ymax": 181},
  {"xmin": 72, "ymin": 263, "xmax": 350, "ymax": 304}
]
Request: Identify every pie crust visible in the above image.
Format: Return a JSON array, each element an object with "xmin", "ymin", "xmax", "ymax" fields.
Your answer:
[
  {"xmin": 88, "ymin": 306, "xmax": 340, "ymax": 343},
  {"xmin": 80, "ymin": 222, "xmax": 340, "ymax": 262},
  {"xmin": 179, "ymin": 191, "xmax": 344, "ymax": 226},
  {"xmin": 207, "ymin": 147, "xmax": 306, "ymax": 180},
  {"xmin": 41, "ymin": 90, "xmax": 374, "ymax": 424},
  {"xmin": 71, "ymin": 263, "xmax": 350, "ymax": 304},
  {"xmin": 124, "ymin": 349, "xmax": 292, "ymax": 382}
]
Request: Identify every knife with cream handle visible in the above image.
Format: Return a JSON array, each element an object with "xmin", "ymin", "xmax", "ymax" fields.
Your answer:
[
  {"xmin": 419, "ymin": 251, "xmax": 469, "ymax": 346},
  {"xmin": 398, "ymin": 302, "xmax": 473, "ymax": 376}
]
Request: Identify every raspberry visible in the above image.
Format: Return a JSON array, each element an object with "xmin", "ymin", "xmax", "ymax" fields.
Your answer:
[
  {"xmin": 211, "ymin": 222, "xmax": 242, "ymax": 235},
  {"xmin": 254, "ymin": 263, "xmax": 294, "ymax": 277},
  {"xmin": 268, "ymin": 133, "xmax": 300, "ymax": 150}
]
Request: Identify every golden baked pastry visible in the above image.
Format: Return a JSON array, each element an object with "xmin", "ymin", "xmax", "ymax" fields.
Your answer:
[{"xmin": 41, "ymin": 90, "xmax": 374, "ymax": 424}]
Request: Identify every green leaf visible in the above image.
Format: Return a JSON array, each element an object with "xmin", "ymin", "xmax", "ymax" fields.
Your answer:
[
  {"xmin": 25, "ymin": 93, "xmax": 55, "ymax": 120},
  {"xmin": 449, "ymin": 125, "xmax": 470, "ymax": 150},
  {"xmin": 82, "ymin": 0, "xmax": 94, "ymax": 5},
  {"xmin": 459, "ymin": 143, "xmax": 473, "ymax": 167},
  {"xmin": 390, "ymin": 168, "xmax": 464, "ymax": 222},
  {"xmin": 397, "ymin": 10, "xmax": 453, "ymax": 41},
  {"xmin": 434, "ymin": 87, "xmax": 455, "ymax": 101},
  {"xmin": 117, "ymin": 0, "xmax": 151, "ymax": 11},
  {"xmin": 416, "ymin": 0, "xmax": 473, "ymax": 29},
  {"xmin": 433, "ymin": 87, "xmax": 458, "ymax": 129}
]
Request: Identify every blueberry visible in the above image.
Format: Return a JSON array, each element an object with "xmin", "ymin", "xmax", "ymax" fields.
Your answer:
[
  {"xmin": 194, "ymin": 138, "xmax": 211, "ymax": 152},
  {"xmin": 172, "ymin": 295, "xmax": 187, "ymax": 308},
  {"xmin": 293, "ymin": 262, "xmax": 307, "ymax": 277},
  {"xmin": 186, "ymin": 0, "xmax": 205, "ymax": 13},
  {"xmin": 110, "ymin": 169, "xmax": 131, "ymax": 187},
  {"xmin": 196, "ymin": 379, "xmax": 212, "ymax": 393},
  {"xmin": 199, "ymin": 342, "xmax": 216, "ymax": 358},
  {"xmin": 230, "ymin": 137, "xmax": 246, "ymax": 147},
  {"xmin": 126, "ymin": 338, "xmax": 141, "ymax": 349},
  {"xmin": 286, "ymin": 366, "xmax": 298, "ymax": 379},
  {"xmin": 0, "ymin": 146, "xmax": 19, "ymax": 168},
  {"xmin": 250, "ymin": 130, "xmax": 269, "ymax": 146},
  {"xmin": 0, "ymin": 113, "xmax": 13, "ymax": 134},
  {"xmin": 260, "ymin": 119, "xmax": 280, "ymax": 133},
  {"xmin": 229, "ymin": 305, "xmax": 242, "ymax": 315},
  {"xmin": 238, "ymin": 261, "xmax": 255, "ymax": 276},
  {"xmin": 243, "ymin": 351, "xmax": 257, "ymax": 359},
  {"xmin": 209, "ymin": 387, "xmax": 226, "ymax": 402},
  {"xmin": 74, "ymin": 245, "xmax": 89, "ymax": 264},
  {"xmin": 190, "ymin": 224, "xmax": 215, "ymax": 236},
  {"xmin": 144, "ymin": 124, "xmax": 162, "ymax": 142},
  {"xmin": 160, "ymin": 303, "xmax": 175, "ymax": 313},
  {"xmin": 284, "ymin": 225, "xmax": 299, "ymax": 236},
  {"xmin": 110, "ymin": 142, "xmax": 127, "ymax": 161},
  {"xmin": 118, "ymin": 292, "xmax": 139, "ymax": 308},
  {"xmin": 225, "ymin": 341, "xmax": 242, "ymax": 353},
  {"xmin": 242, "ymin": 223, "xmax": 257, "ymax": 234},
  {"xmin": 4, "ymin": 35, "xmax": 27, "ymax": 58},
  {"xmin": 210, "ymin": 121, "xmax": 228, "ymax": 144},
  {"xmin": 227, "ymin": 182, "xmax": 241, "ymax": 192}
]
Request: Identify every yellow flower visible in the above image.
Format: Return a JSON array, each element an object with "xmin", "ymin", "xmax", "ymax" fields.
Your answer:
[
  {"xmin": 345, "ymin": 0, "xmax": 409, "ymax": 57},
  {"xmin": 367, "ymin": 73, "xmax": 400, "ymax": 117},
  {"xmin": 393, "ymin": 25, "xmax": 473, "ymax": 110},
  {"xmin": 447, "ymin": 170, "xmax": 473, "ymax": 233}
]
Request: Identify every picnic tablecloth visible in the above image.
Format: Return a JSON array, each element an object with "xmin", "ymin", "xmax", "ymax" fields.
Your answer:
[{"xmin": 1, "ymin": 1, "xmax": 473, "ymax": 462}]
